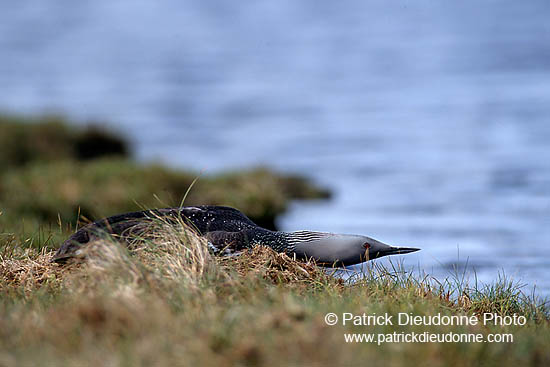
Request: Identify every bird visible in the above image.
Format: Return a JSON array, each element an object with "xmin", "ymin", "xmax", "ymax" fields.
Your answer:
[{"xmin": 52, "ymin": 205, "xmax": 420, "ymax": 266}]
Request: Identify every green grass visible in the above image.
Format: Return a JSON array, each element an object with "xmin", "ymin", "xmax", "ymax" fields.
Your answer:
[
  {"xmin": 0, "ymin": 159, "xmax": 329, "ymax": 247},
  {"xmin": 1, "ymin": 217, "xmax": 549, "ymax": 366}
]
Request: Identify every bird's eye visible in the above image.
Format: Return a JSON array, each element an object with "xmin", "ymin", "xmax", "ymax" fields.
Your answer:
[{"xmin": 363, "ymin": 243, "xmax": 371, "ymax": 249}]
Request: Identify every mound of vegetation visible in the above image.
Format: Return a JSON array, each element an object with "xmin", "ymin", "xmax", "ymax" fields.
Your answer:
[
  {"xmin": 0, "ymin": 114, "xmax": 128, "ymax": 170},
  {"xmin": 0, "ymin": 114, "xmax": 330, "ymax": 245}
]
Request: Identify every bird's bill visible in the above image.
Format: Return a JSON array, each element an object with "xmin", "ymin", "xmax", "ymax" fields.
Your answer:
[{"xmin": 372, "ymin": 246, "xmax": 420, "ymax": 258}]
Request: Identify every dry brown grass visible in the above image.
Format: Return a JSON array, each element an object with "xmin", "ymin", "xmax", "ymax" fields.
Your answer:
[
  {"xmin": 0, "ymin": 219, "xmax": 341, "ymax": 366},
  {"xmin": 0, "ymin": 216, "xmax": 331, "ymax": 298},
  {"xmin": 0, "ymin": 247, "xmax": 64, "ymax": 294}
]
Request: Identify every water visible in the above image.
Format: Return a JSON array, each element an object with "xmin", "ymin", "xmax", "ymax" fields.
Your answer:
[{"xmin": 1, "ymin": 1, "xmax": 550, "ymax": 295}]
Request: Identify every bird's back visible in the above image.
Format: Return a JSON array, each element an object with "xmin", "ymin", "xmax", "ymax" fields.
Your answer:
[{"xmin": 52, "ymin": 205, "xmax": 260, "ymax": 262}]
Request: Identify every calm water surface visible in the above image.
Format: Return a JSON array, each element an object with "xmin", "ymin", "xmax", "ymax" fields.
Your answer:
[{"xmin": 1, "ymin": 1, "xmax": 550, "ymax": 295}]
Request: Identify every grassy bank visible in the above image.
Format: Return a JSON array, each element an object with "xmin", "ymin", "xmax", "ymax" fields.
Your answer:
[
  {"xmin": 0, "ymin": 114, "xmax": 329, "ymax": 245},
  {"xmin": 1, "ymin": 218, "xmax": 549, "ymax": 366}
]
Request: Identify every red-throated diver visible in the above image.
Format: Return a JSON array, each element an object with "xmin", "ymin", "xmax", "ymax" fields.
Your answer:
[{"xmin": 52, "ymin": 205, "xmax": 420, "ymax": 266}]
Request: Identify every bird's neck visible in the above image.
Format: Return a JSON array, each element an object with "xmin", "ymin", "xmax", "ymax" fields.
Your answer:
[
  {"xmin": 245, "ymin": 229, "xmax": 330, "ymax": 252},
  {"xmin": 283, "ymin": 230, "xmax": 332, "ymax": 246}
]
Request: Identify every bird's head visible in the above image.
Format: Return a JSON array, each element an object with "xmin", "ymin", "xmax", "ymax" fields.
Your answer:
[{"xmin": 291, "ymin": 233, "xmax": 420, "ymax": 266}]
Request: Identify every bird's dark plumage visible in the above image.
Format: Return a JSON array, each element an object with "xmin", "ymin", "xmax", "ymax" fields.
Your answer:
[{"xmin": 53, "ymin": 205, "xmax": 420, "ymax": 266}]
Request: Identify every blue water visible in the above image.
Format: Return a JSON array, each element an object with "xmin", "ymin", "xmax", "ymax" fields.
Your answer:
[{"xmin": 1, "ymin": 1, "xmax": 550, "ymax": 295}]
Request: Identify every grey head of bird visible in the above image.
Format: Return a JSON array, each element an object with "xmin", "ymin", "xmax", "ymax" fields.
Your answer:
[{"xmin": 289, "ymin": 232, "xmax": 420, "ymax": 266}]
